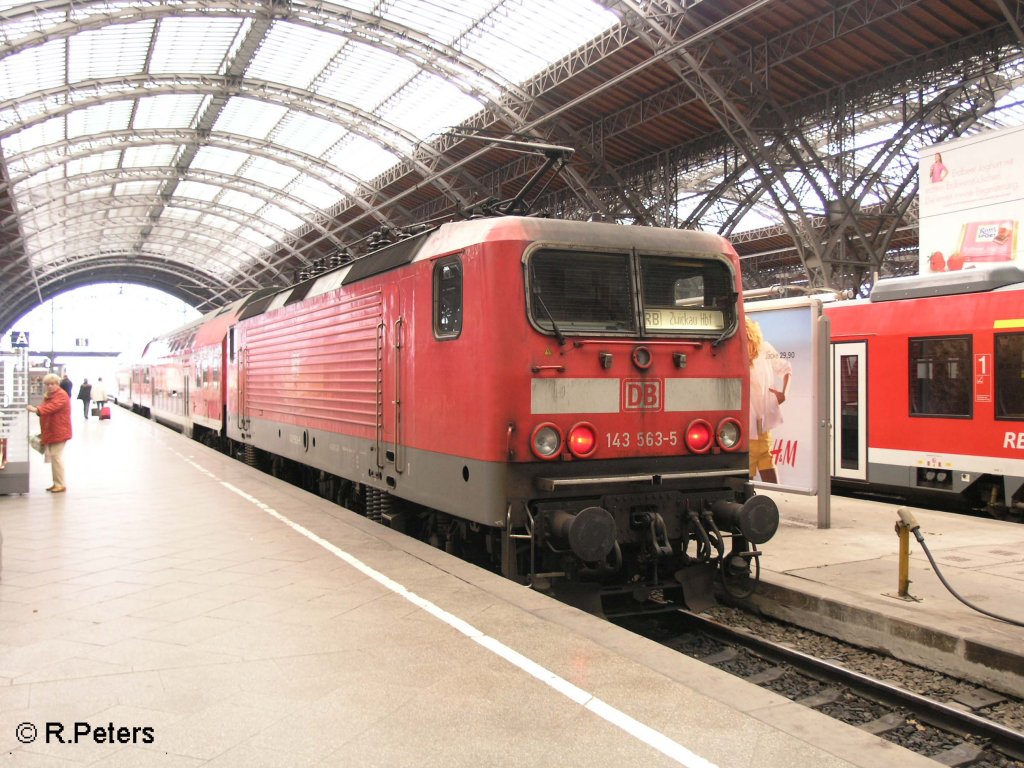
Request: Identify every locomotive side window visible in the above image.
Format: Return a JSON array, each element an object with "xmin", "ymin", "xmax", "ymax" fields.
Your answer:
[
  {"xmin": 433, "ymin": 257, "xmax": 463, "ymax": 339},
  {"xmin": 639, "ymin": 256, "xmax": 734, "ymax": 333},
  {"xmin": 529, "ymin": 250, "xmax": 636, "ymax": 333},
  {"xmin": 995, "ymin": 332, "xmax": 1024, "ymax": 420},
  {"xmin": 909, "ymin": 335, "xmax": 972, "ymax": 418}
]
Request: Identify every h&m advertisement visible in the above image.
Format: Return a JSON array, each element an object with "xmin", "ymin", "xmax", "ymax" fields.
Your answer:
[
  {"xmin": 919, "ymin": 125, "xmax": 1024, "ymax": 274},
  {"xmin": 744, "ymin": 301, "xmax": 822, "ymax": 494}
]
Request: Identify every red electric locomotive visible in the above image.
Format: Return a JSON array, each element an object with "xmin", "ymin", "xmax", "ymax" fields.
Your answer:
[
  {"xmin": 827, "ymin": 265, "xmax": 1024, "ymax": 519},
  {"xmin": 130, "ymin": 215, "xmax": 779, "ymax": 613}
]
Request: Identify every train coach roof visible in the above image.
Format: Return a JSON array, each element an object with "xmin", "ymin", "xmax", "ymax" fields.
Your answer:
[{"xmin": 869, "ymin": 264, "xmax": 1024, "ymax": 302}]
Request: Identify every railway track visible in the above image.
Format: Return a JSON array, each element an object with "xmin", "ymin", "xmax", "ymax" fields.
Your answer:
[{"xmin": 617, "ymin": 610, "xmax": 1024, "ymax": 767}]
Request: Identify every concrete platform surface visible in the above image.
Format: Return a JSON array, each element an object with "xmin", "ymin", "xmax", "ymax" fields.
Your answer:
[
  {"xmin": 754, "ymin": 487, "xmax": 1024, "ymax": 697},
  {"xmin": 0, "ymin": 408, "xmax": 1000, "ymax": 766}
]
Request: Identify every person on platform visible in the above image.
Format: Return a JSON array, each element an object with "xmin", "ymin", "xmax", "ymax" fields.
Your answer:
[
  {"xmin": 77, "ymin": 378, "xmax": 92, "ymax": 419},
  {"xmin": 59, "ymin": 372, "xmax": 73, "ymax": 396},
  {"xmin": 26, "ymin": 373, "xmax": 72, "ymax": 493},
  {"xmin": 746, "ymin": 317, "xmax": 792, "ymax": 484},
  {"xmin": 92, "ymin": 378, "xmax": 107, "ymax": 414}
]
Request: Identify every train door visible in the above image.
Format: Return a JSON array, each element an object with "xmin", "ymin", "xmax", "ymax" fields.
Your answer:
[
  {"xmin": 831, "ymin": 342, "xmax": 867, "ymax": 480},
  {"xmin": 378, "ymin": 284, "xmax": 404, "ymax": 483},
  {"xmin": 237, "ymin": 344, "xmax": 249, "ymax": 433}
]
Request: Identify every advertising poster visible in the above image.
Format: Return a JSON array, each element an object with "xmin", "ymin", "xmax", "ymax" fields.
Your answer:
[
  {"xmin": 744, "ymin": 300, "xmax": 821, "ymax": 493},
  {"xmin": 919, "ymin": 125, "xmax": 1024, "ymax": 274}
]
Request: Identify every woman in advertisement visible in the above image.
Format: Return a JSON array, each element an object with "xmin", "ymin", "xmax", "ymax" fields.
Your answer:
[{"xmin": 747, "ymin": 317, "xmax": 792, "ymax": 484}]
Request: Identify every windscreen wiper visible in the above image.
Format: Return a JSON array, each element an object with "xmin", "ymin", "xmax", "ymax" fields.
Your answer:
[{"xmin": 533, "ymin": 292, "xmax": 567, "ymax": 347}]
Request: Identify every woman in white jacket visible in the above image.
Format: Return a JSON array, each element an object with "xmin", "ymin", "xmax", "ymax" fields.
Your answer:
[{"xmin": 746, "ymin": 317, "xmax": 792, "ymax": 483}]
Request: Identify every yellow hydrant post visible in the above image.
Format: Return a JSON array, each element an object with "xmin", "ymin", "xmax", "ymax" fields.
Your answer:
[
  {"xmin": 895, "ymin": 517, "xmax": 911, "ymax": 597},
  {"xmin": 887, "ymin": 507, "xmax": 924, "ymax": 602}
]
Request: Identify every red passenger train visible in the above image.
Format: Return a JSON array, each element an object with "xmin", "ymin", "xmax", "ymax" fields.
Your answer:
[
  {"xmin": 827, "ymin": 265, "xmax": 1024, "ymax": 519},
  {"xmin": 120, "ymin": 216, "xmax": 779, "ymax": 612}
]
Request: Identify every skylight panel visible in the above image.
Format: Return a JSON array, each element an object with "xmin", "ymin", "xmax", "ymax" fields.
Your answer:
[
  {"xmin": 122, "ymin": 145, "xmax": 181, "ymax": 169},
  {"xmin": 286, "ymin": 175, "xmax": 342, "ymax": 212},
  {"xmin": 261, "ymin": 206, "xmax": 304, "ymax": 232},
  {"xmin": 247, "ymin": 22, "xmax": 343, "ymax": 90},
  {"xmin": 68, "ymin": 21, "xmax": 153, "ymax": 82},
  {"xmin": 64, "ymin": 149, "xmax": 122, "ymax": 177},
  {"xmin": 219, "ymin": 189, "xmax": 271, "ymax": 216},
  {"xmin": 238, "ymin": 228, "xmax": 274, "ymax": 250},
  {"xmin": 133, "ymin": 94, "xmax": 207, "ymax": 130},
  {"xmin": 272, "ymin": 111, "xmax": 349, "ymax": 159},
  {"xmin": 150, "ymin": 17, "xmax": 245, "ymax": 75},
  {"xmin": 317, "ymin": 42, "xmax": 419, "ymax": 110},
  {"xmin": 2, "ymin": 118, "xmax": 69, "ymax": 166},
  {"xmin": 67, "ymin": 101, "xmax": 133, "ymax": 139},
  {"xmin": 113, "ymin": 180, "xmax": 162, "ymax": 198},
  {"xmin": 240, "ymin": 155, "xmax": 300, "ymax": 190},
  {"xmin": 191, "ymin": 146, "xmax": 249, "ymax": 176},
  {"xmin": 204, "ymin": 216, "xmax": 242, "ymax": 236},
  {"xmin": 383, "ymin": 0, "xmax": 490, "ymax": 46},
  {"xmin": 0, "ymin": 7, "xmax": 68, "ymax": 47},
  {"xmin": 461, "ymin": 0, "xmax": 617, "ymax": 84},
  {"xmin": 213, "ymin": 97, "xmax": 288, "ymax": 141},
  {"xmin": 0, "ymin": 39, "xmax": 64, "ymax": 101},
  {"xmin": 173, "ymin": 181, "xmax": 223, "ymax": 204},
  {"xmin": 325, "ymin": 137, "xmax": 398, "ymax": 180},
  {"xmin": 0, "ymin": 86, "xmax": 67, "ymax": 137},
  {"xmin": 381, "ymin": 72, "xmax": 481, "ymax": 139},
  {"xmin": 12, "ymin": 165, "xmax": 65, "ymax": 195}
]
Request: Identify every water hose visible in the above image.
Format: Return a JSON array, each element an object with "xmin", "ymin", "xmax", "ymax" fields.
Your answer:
[{"xmin": 898, "ymin": 508, "xmax": 1024, "ymax": 628}]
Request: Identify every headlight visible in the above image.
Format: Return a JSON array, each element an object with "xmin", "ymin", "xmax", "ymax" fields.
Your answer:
[
  {"xmin": 531, "ymin": 423, "xmax": 563, "ymax": 460},
  {"xmin": 716, "ymin": 418, "xmax": 742, "ymax": 451}
]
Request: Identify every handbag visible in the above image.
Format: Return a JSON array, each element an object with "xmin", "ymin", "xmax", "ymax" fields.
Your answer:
[
  {"xmin": 91, "ymin": 405, "xmax": 99, "ymax": 416},
  {"xmin": 29, "ymin": 434, "xmax": 44, "ymax": 454}
]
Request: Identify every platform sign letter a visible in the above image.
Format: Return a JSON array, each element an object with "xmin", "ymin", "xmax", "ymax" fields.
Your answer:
[{"xmin": 9, "ymin": 331, "xmax": 28, "ymax": 348}]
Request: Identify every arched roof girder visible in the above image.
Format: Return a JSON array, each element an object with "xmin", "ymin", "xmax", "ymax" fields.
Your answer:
[
  {"xmin": 0, "ymin": 1, "xmax": 531, "ymax": 111},
  {"xmin": 0, "ymin": 165, "xmax": 342, "ymax": 255},
  {"xmin": 0, "ymin": 204, "xmax": 279, "ymax": 281},
  {"xmin": 0, "ymin": 222, "xmax": 273, "ymax": 292},
  {"xmin": 0, "ymin": 258, "xmax": 244, "ymax": 337},
  {"xmin": 18, "ymin": 221, "xmax": 273, "ymax": 282},
  {"xmin": 0, "ymin": 74, "xmax": 472, "ymax": 206},
  {"xmin": 13, "ymin": 194, "xmax": 307, "ymax": 267},
  {"xmin": 2, "ymin": 128, "xmax": 401, "ymax": 230}
]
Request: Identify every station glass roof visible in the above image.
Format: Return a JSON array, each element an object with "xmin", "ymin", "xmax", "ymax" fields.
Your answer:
[{"xmin": 0, "ymin": 0, "xmax": 617, "ymax": 284}]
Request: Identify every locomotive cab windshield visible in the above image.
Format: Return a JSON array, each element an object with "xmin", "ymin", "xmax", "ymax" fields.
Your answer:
[{"xmin": 527, "ymin": 248, "xmax": 737, "ymax": 338}]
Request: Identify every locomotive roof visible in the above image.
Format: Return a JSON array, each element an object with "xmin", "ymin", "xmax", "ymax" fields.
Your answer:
[
  {"xmin": 418, "ymin": 216, "xmax": 734, "ymax": 257},
  {"xmin": 869, "ymin": 264, "xmax": 1024, "ymax": 302},
  {"xmin": 239, "ymin": 217, "xmax": 738, "ymax": 320}
]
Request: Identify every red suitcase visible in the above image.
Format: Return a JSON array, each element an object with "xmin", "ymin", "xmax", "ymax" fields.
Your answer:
[{"xmin": 99, "ymin": 405, "xmax": 111, "ymax": 420}]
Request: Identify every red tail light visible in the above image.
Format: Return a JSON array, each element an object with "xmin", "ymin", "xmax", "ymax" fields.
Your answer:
[
  {"xmin": 685, "ymin": 419, "xmax": 713, "ymax": 454},
  {"xmin": 567, "ymin": 422, "xmax": 597, "ymax": 457}
]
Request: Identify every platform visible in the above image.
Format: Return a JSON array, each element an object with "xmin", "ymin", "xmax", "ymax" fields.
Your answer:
[
  {"xmin": 0, "ymin": 409, "xmax": 1015, "ymax": 766},
  {"xmin": 753, "ymin": 487, "xmax": 1024, "ymax": 697}
]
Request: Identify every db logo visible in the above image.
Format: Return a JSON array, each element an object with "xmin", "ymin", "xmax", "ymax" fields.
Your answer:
[{"xmin": 623, "ymin": 379, "xmax": 662, "ymax": 411}]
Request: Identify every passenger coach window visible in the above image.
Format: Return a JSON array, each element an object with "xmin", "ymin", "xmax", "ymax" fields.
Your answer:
[
  {"xmin": 995, "ymin": 332, "xmax": 1024, "ymax": 420},
  {"xmin": 909, "ymin": 336, "xmax": 971, "ymax": 417},
  {"xmin": 433, "ymin": 257, "xmax": 463, "ymax": 339},
  {"xmin": 640, "ymin": 256, "xmax": 734, "ymax": 333},
  {"xmin": 529, "ymin": 250, "xmax": 636, "ymax": 334}
]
